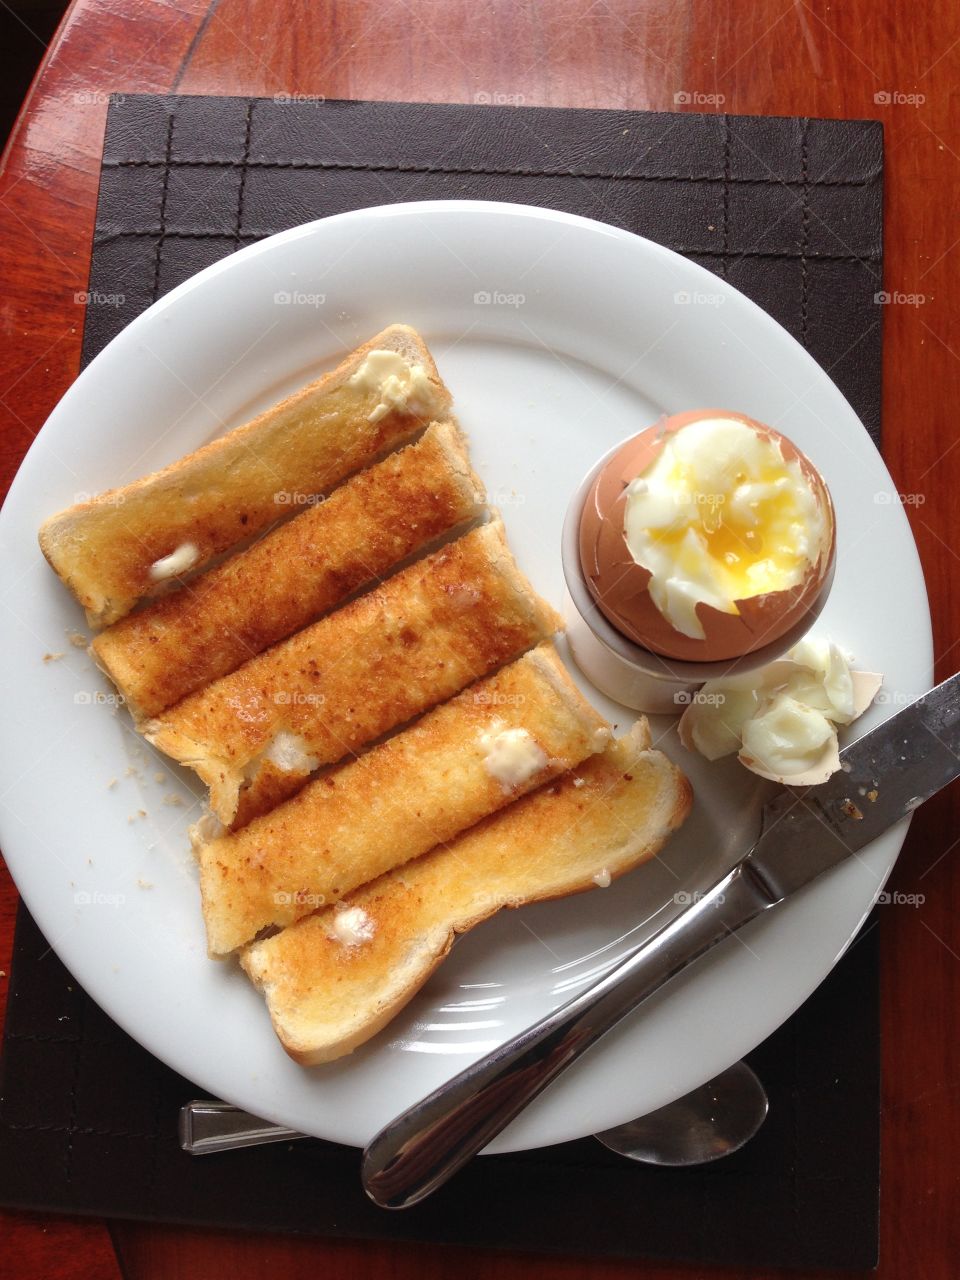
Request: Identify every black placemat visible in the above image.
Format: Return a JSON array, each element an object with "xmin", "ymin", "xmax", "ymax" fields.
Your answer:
[{"xmin": 0, "ymin": 95, "xmax": 884, "ymax": 1271}]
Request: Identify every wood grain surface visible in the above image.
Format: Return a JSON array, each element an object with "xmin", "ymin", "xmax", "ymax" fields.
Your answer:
[{"xmin": 1, "ymin": 1, "xmax": 959, "ymax": 1276}]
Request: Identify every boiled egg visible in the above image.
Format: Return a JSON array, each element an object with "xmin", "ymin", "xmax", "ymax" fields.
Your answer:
[{"xmin": 578, "ymin": 410, "xmax": 836, "ymax": 662}]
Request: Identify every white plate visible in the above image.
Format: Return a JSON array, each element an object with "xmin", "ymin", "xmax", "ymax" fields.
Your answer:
[{"xmin": 0, "ymin": 201, "xmax": 932, "ymax": 1153}]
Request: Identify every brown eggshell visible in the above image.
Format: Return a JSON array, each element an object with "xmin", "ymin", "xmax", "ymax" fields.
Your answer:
[{"xmin": 579, "ymin": 410, "xmax": 836, "ymax": 662}]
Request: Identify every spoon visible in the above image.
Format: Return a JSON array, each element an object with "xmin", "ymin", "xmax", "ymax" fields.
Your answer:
[
  {"xmin": 594, "ymin": 1061, "xmax": 768, "ymax": 1165},
  {"xmin": 179, "ymin": 1061, "xmax": 767, "ymax": 1161}
]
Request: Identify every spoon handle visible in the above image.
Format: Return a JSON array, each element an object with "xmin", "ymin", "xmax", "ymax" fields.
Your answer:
[
  {"xmin": 362, "ymin": 861, "xmax": 773, "ymax": 1208},
  {"xmin": 179, "ymin": 1100, "xmax": 308, "ymax": 1154}
]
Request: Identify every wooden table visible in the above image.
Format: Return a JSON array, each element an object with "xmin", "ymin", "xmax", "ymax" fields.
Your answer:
[{"xmin": 2, "ymin": 1, "xmax": 958, "ymax": 1276}]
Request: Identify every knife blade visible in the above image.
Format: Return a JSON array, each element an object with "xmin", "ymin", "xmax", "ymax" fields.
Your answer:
[
  {"xmin": 743, "ymin": 670, "xmax": 960, "ymax": 899},
  {"xmin": 362, "ymin": 672, "xmax": 960, "ymax": 1210}
]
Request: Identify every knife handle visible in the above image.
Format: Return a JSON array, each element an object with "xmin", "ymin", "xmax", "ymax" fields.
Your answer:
[{"xmin": 362, "ymin": 860, "xmax": 775, "ymax": 1208}]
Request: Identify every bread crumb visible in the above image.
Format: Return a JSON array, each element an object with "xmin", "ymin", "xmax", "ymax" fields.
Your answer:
[
  {"xmin": 593, "ymin": 868, "xmax": 612, "ymax": 888},
  {"xmin": 137, "ymin": 808, "xmax": 147, "ymax": 818},
  {"xmin": 163, "ymin": 794, "xmax": 183, "ymax": 807},
  {"xmin": 107, "ymin": 778, "xmax": 117, "ymax": 789},
  {"xmin": 154, "ymin": 772, "xmax": 165, "ymax": 784},
  {"xmin": 125, "ymin": 766, "xmax": 138, "ymax": 777},
  {"xmin": 43, "ymin": 652, "xmax": 65, "ymax": 663},
  {"xmin": 573, "ymin": 776, "xmax": 586, "ymax": 788},
  {"xmin": 66, "ymin": 630, "xmax": 87, "ymax": 648},
  {"xmin": 137, "ymin": 878, "xmax": 154, "ymax": 890}
]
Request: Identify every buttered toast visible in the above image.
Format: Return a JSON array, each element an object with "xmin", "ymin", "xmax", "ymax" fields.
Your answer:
[
  {"xmin": 91, "ymin": 423, "xmax": 483, "ymax": 720},
  {"xmin": 197, "ymin": 643, "xmax": 611, "ymax": 955},
  {"xmin": 145, "ymin": 520, "xmax": 560, "ymax": 827},
  {"xmin": 240, "ymin": 723, "xmax": 692, "ymax": 1064},
  {"xmin": 37, "ymin": 314, "xmax": 698, "ymax": 1080},
  {"xmin": 39, "ymin": 324, "xmax": 452, "ymax": 626}
]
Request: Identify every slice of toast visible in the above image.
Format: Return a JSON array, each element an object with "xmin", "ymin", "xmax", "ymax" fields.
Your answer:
[
  {"xmin": 91, "ymin": 422, "xmax": 484, "ymax": 720},
  {"xmin": 144, "ymin": 519, "xmax": 561, "ymax": 827},
  {"xmin": 197, "ymin": 643, "xmax": 611, "ymax": 956},
  {"xmin": 39, "ymin": 324, "xmax": 452, "ymax": 626},
  {"xmin": 240, "ymin": 723, "xmax": 692, "ymax": 1064}
]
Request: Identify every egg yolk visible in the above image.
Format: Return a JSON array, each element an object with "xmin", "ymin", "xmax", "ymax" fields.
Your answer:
[{"xmin": 623, "ymin": 418, "xmax": 826, "ymax": 640}]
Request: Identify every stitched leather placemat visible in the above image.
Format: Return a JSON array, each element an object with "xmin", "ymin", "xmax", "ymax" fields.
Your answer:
[{"xmin": 0, "ymin": 96, "xmax": 884, "ymax": 1271}]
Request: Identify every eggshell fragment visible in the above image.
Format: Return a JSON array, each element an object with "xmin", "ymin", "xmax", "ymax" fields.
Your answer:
[
  {"xmin": 677, "ymin": 641, "xmax": 883, "ymax": 786},
  {"xmin": 739, "ymin": 664, "xmax": 884, "ymax": 787}
]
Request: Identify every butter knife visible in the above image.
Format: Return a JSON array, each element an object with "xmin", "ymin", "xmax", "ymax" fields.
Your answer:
[{"xmin": 362, "ymin": 671, "xmax": 960, "ymax": 1208}]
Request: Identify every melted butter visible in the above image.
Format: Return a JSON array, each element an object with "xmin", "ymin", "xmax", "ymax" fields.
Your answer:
[
  {"xmin": 477, "ymin": 722, "xmax": 547, "ymax": 790},
  {"xmin": 624, "ymin": 419, "xmax": 826, "ymax": 639},
  {"xmin": 263, "ymin": 731, "xmax": 319, "ymax": 774},
  {"xmin": 148, "ymin": 541, "xmax": 199, "ymax": 582},
  {"xmin": 328, "ymin": 905, "xmax": 376, "ymax": 947},
  {"xmin": 348, "ymin": 349, "xmax": 441, "ymax": 423}
]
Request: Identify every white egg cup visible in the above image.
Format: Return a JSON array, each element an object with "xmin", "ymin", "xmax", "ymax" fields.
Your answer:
[{"xmin": 560, "ymin": 440, "xmax": 836, "ymax": 714}]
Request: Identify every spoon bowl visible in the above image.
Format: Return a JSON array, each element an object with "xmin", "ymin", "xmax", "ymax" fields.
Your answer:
[{"xmin": 593, "ymin": 1061, "xmax": 768, "ymax": 1166}]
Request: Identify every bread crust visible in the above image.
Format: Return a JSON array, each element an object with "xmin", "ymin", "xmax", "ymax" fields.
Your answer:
[
  {"xmin": 91, "ymin": 422, "xmax": 483, "ymax": 720},
  {"xmin": 39, "ymin": 324, "xmax": 452, "ymax": 626},
  {"xmin": 240, "ymin": 725, "xmax": 692, "ymax": 1064}
]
